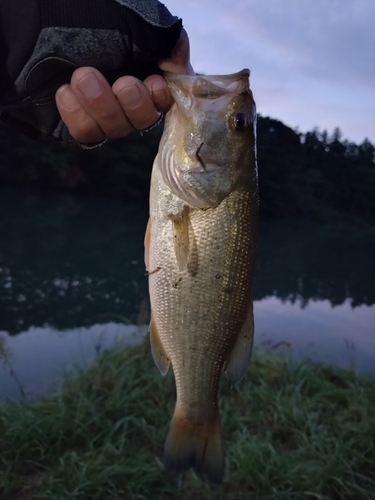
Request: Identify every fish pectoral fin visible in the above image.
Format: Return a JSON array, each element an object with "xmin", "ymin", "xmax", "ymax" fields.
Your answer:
[
  {"xmin": 144, "ymin": 218, "xmax": 151, "ymax": 273},
  {"xmin": 149, "ymin": 315, "xmax": 170, "ymax": 376},
  {"xmin": 172, "ymin": 206, "xmax": 190, "ymax": 271},
  {"xmin": 224, "ymin": 303, "xmax": 254, "ymax": 388}
]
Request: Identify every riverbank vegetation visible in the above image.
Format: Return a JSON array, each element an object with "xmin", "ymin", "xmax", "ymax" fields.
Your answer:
[
  {"xmin": 1, "ymin": 343, "xmax": 374, "ymax": 499},
  {"xmin": 1, "ymin": 116, "xmax": 374, "ymax": 225}
]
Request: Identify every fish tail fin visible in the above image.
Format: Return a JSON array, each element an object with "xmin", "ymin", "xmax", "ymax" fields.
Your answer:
[{"xmin": 163, "ymin": 408, "xmax": 224, "ymax": 485}]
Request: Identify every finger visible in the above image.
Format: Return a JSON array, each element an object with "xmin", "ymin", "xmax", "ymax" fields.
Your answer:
[
  {"xmin": 70, "ymin": 67, "xmax": 134, "ymax": 139},
  {"xmin": 143, "ymin": 75, "xmax": 174, "ymax": 113},
  {"xmin": 55, "ymin": 84, "xmax": 106, "ymax": 143},
  {"xmin": 112, "ymin": 76, "xmax": 161, "ymax": 131}
]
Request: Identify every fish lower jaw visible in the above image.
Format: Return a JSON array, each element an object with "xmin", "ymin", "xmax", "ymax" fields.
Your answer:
[{"xmin": 166, "ymin": 172, "xmax": 232, "ymax": 210}]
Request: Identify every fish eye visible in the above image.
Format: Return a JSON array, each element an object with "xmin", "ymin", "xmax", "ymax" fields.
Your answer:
[{"xmin": 231, "ymin": 113, "xmax": 248, "ymax": 132}]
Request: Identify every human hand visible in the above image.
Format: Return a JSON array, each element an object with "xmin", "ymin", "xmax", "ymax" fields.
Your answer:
[{"xmin": 55, "ymin": 30, "xmax": 194, "ymax": 144}]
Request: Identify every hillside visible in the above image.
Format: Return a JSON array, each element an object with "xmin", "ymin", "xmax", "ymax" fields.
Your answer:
[{"xmin": 1, "ymin": 116, "xmax": 374, "ymax": 225}]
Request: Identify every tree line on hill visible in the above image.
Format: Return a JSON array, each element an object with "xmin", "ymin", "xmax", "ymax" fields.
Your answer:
[{"xmin": 0, "ymin": 115, "xmax": 374, "ymax": 225}]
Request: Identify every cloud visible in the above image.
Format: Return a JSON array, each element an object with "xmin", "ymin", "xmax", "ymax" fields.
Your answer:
[{"xmin": 164, "ymin": 0, "xmax": 375, "ymax": 143}]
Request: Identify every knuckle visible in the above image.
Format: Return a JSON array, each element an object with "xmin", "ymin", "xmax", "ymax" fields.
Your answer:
[
  {"xmin": 105, "ymin": 123, "xmax": 132, "ymax": 139},
  {"xmin": 95, "ymin": 108, "xmax": 133, "ymax": 138},
  {"xmin": 96, "ymin": 106, "xmax": 120, "ymax": 122},
  {"xmin": 68, "ymin": 117, "xmax": 104, "ymax": 143},
  {"xmin": 130, "ymin": 113, "xmax": 160, "ymax": 132}
]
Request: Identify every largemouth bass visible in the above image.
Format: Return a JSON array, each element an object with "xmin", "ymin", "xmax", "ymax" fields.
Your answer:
[{"xmin": 145, "ymin": 69, "xmax": 258, "ymax": 484}]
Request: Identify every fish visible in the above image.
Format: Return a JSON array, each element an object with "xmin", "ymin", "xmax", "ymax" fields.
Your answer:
[{"xmin": 144, "ymin": 69, "xmax": 258, "ymax": 484}]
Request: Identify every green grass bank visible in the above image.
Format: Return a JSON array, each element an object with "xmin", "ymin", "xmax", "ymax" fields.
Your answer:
[{"xmin": 1, "ymin": 344, "xmax": 374, "ymax": 499}]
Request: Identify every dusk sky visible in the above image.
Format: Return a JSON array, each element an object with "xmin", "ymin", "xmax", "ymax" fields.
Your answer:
[{"xmin": 164, "ymin": 0, "xmax": 374, "ymax": 145}]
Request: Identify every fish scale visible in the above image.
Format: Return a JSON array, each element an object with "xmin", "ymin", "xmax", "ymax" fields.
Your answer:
[{"xmin": 146, "ymin": 69, "xmax": 258, "ymax": 484}]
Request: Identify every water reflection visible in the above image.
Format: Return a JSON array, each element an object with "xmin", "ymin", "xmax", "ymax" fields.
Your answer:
[
  {"xmin": 0, "ymin": 186, "xmax": 149, "ymax": 334},
  {"xmin": 0, "ymin": 185, "xmax": 374, "ymax": 398},
  {"xmin": 255, "ymin": 297, "xmax": 375, "ymax": 371},
  {"xmin": 254, "ymin": 221, "xmax": 375, "ymax": 308},
  {"xmin": 0, "ymin": 323, "xmax": 147, "ymax": 399},
  {"xmin": 1, "ymin": 186, "xmax": 374, "ymax": 335}
]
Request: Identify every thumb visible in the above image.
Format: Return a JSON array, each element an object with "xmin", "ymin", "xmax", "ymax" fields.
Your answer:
[{"xmin": 158, "ymin": 29, "xmax": 195, "ymax": 75}]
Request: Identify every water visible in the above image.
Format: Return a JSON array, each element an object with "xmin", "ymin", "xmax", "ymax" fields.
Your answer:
[{"xmin": 1, "ymin": 185, "xmax": 374, "ymax": 399}]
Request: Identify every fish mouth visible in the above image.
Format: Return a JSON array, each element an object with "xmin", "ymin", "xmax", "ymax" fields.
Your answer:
[
  {"xmin": 196, "ymin": 142, "xmax": 206, "ymax": 170},
  {"xmin": 160, "ymin": 143, "xmax": 235, "ymax": 209},
  {"xmin": 188, "ymin": 143, "xmax": 226, "ymax": 173}
]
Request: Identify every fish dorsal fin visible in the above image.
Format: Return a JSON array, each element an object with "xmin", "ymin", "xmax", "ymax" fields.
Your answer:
[
  {"xmin": 172, "ymin": 206, "xmax": 190, "ymax": 271},
  {"xmin": 225, "ymin": 304, "xmax": 254, "ymax": 388},
  {"xmin": 149, "ymin": 315, "xmax": 170, "ymax": 376}
]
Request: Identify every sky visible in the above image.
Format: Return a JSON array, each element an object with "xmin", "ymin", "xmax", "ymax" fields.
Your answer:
[{"xmin": 163, "ymin": 0, "xmax": 374, "ymax": 145}]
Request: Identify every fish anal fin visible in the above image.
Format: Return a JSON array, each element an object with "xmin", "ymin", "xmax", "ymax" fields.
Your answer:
[
  {"xmin": 164, "ymin": 407, "xmax": 224, "ymax": 485},
  {"xmin": 172, "ymin": 206, "xmax": 190, "ymax": 271},
  {"xmin": 225, "ymin": 303, "xmax": 254, "ymax": 388},
  {"xmin": 144, "ymin": 218, "xmax": 151, "ymax": 273},
  {"xmin": 149, "ymin": 315, "xmax": 170, "ymax": 376}
]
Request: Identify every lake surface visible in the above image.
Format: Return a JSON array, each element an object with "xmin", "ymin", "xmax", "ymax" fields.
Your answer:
[{"xmin": 1, "ymin": 185, "xmax": 374, "ymax": 399}]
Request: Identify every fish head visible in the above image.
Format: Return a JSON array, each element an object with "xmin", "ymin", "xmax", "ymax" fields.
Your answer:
[{"xmin": 159, "ymin": 69, "xmax": 257, "ymax": 209}]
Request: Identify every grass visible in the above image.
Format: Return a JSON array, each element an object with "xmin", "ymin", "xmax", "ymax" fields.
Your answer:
[{"xmin": 0, "ymin": 342, "xmax": 374, "ymax": 499}]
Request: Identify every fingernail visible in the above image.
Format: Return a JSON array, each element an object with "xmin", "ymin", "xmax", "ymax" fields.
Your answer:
[
  {"xmin": 57, "ymin": 86, "xmax": 80, "ymax": 111},
  {"xmin": 77, "ymin": 72, "xmax": 102, "ymax": 99},
  {"xmin": 118, "ymin": 85, "xmax": 141, "ymax": 109}
]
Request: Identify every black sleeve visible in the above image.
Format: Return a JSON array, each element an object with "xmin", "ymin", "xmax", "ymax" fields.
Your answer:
[{"xmin": 0, "ymin": 0, "xmax": 182, "ymax": 141}]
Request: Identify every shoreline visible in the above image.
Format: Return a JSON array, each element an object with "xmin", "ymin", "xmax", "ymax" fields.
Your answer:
[{"xmin": 1, "ymin": 344, "xmax": 374, "ymax": 499}]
